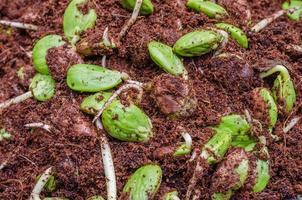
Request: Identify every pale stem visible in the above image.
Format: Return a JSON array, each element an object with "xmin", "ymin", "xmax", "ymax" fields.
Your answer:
[
  {"xmin": 102, "ymin": 56, "xmax": 107, "ymax": 68},
  {"xmin": 29, "ymin": 167, "xmax": 52, "ymax": 200},
  {"xmin": 24, "ymin": 122, "xmax": 52, "ymax": 133},
  {"xmin": 283, "ymin": 116, "xmax": 301, "ymax": 133},
  {"xmin": 95, "ymin": 119, "xmax": 117, "ymax": 200},
  {"xmin": 181, "ymin": 132, "xmax": 192, "ymax": 149},
  {"xmin": 260, "ymin": 64, "xmax": 290, "ymax": 80},
  {"xmin": 92, "ymin": 83, "xmax": 144, "ymax": 123},
  {"xmin": 118, "ymin": 0, "xmax": 143, "ymax": 41},
  {"xmin": 0, "ymin": 20, "xmax": 38, "ymax": 31},
  {"xmin": 0, "ymin": 91, "xmax": 33, "ymax": 110}
]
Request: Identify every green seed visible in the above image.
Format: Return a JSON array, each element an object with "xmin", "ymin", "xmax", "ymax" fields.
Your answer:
[
  {"xmin": 102, "ymin": 100, "xmax": 153, "ymax": 142},
  {"xmin": 215, "ymin": 23, "xmax": 249, "ymax": 48},
  {"xmin": 163, "ymin": 190, "xmax": 179, "ymax": 200},
  {"xmin": 86, "ymin": 196, "xmax": 105, "ymax": 200},
  {"xmin": 67, "ymin": 64, "xmax": 123, "ymax": 92},
  {"xmin": 260, "ymin": 65, "xmax": 296, "ymax": 114},
  {"xmin": 217, "ymin": 114, "xmax": 251, "ymax": 135},
  {"xmin": 122, "ymin": 164, "xmax": 162, "ymax": 200},
  {"xmin": 32, "ymin": 35, "xmax": 65, "ymax": 74},
  {"xmin": 35, "ymin": 174, "xmax": 56, "ymax": 192},
  {"xmin": 80, "ymin": 91, "xmax": 113, "ymax": 115},
  {"xmin": 173, "ymin": 30, "xmax": 223, "ymax": 57},
  {"xmin": 173, "ymin": 143, "xmax": 191, "ymax": 156},
  {"xmin": 121, "ymin": 0, "xmax": 154, "ymax": 15},
  {"xmin": 252, "ymin": 159, "xmax": 270, "ymax": 193},
  {"xmin": 282, "ymin": 0, "xmax": 302, "ymax": 21},
  {"xmin": 187, "ymin": 0, "xmax": 228, "ymax": 19},
  {"xmin": 29, "ymin": 74, "xmax": 56, "ymax": 101},
  {"xmin": 148, "ymin": 41, "xmax": 187, "ymax": 77},
  {"xmin": 63, "ymin": 0, "xmax": 97, "ymax": 44}
]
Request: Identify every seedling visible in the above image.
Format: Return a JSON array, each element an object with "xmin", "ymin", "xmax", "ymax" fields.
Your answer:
[
  {"xmin": 32, "ymin": 35, "xmax": 65, "ymax": 74},
  {"xmin": 0, "ymin": 74, "xmax": 56, "ymax": 110},
  {"xmin": 174, "ymin": 132, "xmax": 192, "ymax": 156},
  {"xmin": 122, "ymin": 164, "xmax": 162, "ymax": 200},
  {"xmin": 186, "ymin": 0, "xmax": 228, "ymax": 19},
  {"xmin": 260, "ymin": 65, "xmax": 296, "ymax": 114},
  {"xmin": 29, "ymin": 167, "xmax": 53, "ymax": 200},
  {"xmin": 63, "ymin": 0, "xmax": 97, "ymax": 45}
]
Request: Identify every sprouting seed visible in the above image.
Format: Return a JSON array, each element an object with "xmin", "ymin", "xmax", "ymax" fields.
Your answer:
[
  {"xmin": 282, "ymin": 0, "xmax": 302, "ymax": 21},
  {"xmin": 215, "ymin": 23, "xmax": 249, "ymax": 48},
  {"xmin": 66, "ymin": 64, "xmax": 126, "ymax": 92},
  {"xmin": 32, "ymin": 35, "xmax": 65, "ymax": 75},
  {"xmin": 186, "ymin": 0, "xmax": 228, "ymax": 19},
  {"xmin": 0, "ymin": 74, "xmax": 56, "ymax": 110},
  {"xmin": 63, "ymin": 0, "xmax": 97, "ymax": 45},
  {"xmin": 260, "ymin": 65, "xmax": 296, "ymax": 114},
  {"xmin": 148, "ymin": 41, "xmax": 188, "ymax": 79},
  {"xmin": 173, "ymin": 132, "xmax": 192, "ymax": 156},
  {"xmin": 0, "ymin": 20, "xmax": 38, "ymax": 30},
  {"xmin": 29, "ymin": 167, "xmax": 53, "ymax": 200},
  {"xmin": 0, "ymin": 128, "xmax": 11, "ymax": 141},
  {"xmin": 120, "ymin": 0, "xmax": 154, "ymax": 15},
  {"xmin": 252, "ymin": 159, "xmax": 270, "ymax": 193}
]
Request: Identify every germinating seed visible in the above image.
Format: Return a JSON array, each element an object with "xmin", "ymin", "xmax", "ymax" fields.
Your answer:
[
  {"xmin": 186, "ymin": 0, "xmax": 228, "ymax": 19},
  {"xmin": 67, "ymin": 64, "xmax": 124, "ymax": 92},
  {"xmin": 30, "ymin": 74, "xmax": 56, "ymax": 101},
  {"xmin": 215, "ymin": 23, "xmax": 249, "ymax": 48},
  {"xmin": 120, "ymin": 0, "xmax": 154, "ymax": 15},
  {"xmin": 148, "ymin": 41, "xmax": 187, "ymax": 77},
  {"xmin": 102, "ymin": 100, "xmax": 153, "ymax": 142},
  {"xmin": 252, "ymin": 159, "xmax": 270, "ymax": 193},
  {"xmin": 63, "ymin": 0, "xmax": 97, "ymax": 45},
  {"xmin": 173, "ymin": 30, "xmax": 223, "ymax": 57},
  {"xmin": 282, "ymin": 0, "xmax": 302, "ymax": 21},
  {"xmin": 32, "ymin": 35, "xmax": 65, "ymax": 74},
  {"xmin": 80, "ymin": 91, "xmax": 113, "ymax": 115},
  {"xmin": 122, "ymin": 164, "xmax": 162, "ymax": 200}
]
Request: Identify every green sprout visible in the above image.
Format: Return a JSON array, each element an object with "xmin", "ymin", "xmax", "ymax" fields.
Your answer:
[
  {"xmin": 215, "ymin": 23, "xmax": 248, "ymax": 48},
  {"xmin": 122, "ymin": 164, "xmax": 162, "ymax": 200},
  {"xmin": 120, "ymin": 0, "xmax": 154, "ymax": 15},
  {"xmin": 0, "ymin": 128, "xmax": 11, "ymax": 141},
  {"xmin": 32, "ymin": 35, "xmax": 65, "ymax": 74},
  {"xmin": 148, "ymin": 41, "xmax": 188, "ymax": 79},
  {"xmin": 63, "ymin": 0, "xmax": 97, "ymax": 45},
  {"xmin": 186, "ymin": 0, "xmax": 228, "ymax": 19},
  {"xmin": 260, "ymin": 65, "xmax": 296, "ymax": 114},
  {"xmin": 282, "ymin": 0, "xmax": 302, "ymax": 21},
  {"xmin": 0, "ymin": 74, "xmax": 56, "ymax": 110},
  {"xmin": 173, "ymin": 132, "xmax": 192, "ymax": 156}
]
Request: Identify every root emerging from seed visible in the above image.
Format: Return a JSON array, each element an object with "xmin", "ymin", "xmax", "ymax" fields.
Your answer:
[
  {"xmin": 29, "ymin": 167, "xmax": 52, "ymax": 200},
  {"xmin": 24, "ymin": 122, "xmax": 52, "ymax": 133},
  {"xmin": 0, "ymin": 20, "xmax": 38, "ymax": 30},
  {"xmin": 0, "ymin": 91, "xmax": 33, "ymax": 110}
]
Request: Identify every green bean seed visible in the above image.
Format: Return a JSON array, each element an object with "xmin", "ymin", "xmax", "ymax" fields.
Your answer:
[
  {"xmin": 102, "ymin": 100, "xmax": 153, "ymax": 142},
  {"xmin": 30, "ymin": 74, "xmax": 56, "ymax": 101},
  {"xmin": 63, "ymin": 0, "xmax": 97, "ymax": 44},
  {"xmin": 121, "ymin": 0, "xmax": 154, "ymax": 15},
  {"xmin": 252, "ymin": 159, "xmax": 270, "ymax": 193},
  {"xmin": 122, "ymin": 164, "xmax": 162, "ymax": 200},
  {"xmin": 282, "ymin": 0, "xmax": 302, "ymax": 21},
  {"xmin": 67, "ymin": 64, "xmax": 123, "ymax": 92},
  {"xmin": 187, "ymin": 0, "xmax": 228, "ymax": 19},
  {"xmin": 173, "ymin": 30, "xmax": 223, "ymax": 57},
  {"xmin": 215, "ymin": 23, "xmax": 249, "ymax": 48},
  {"xmin": 32, "ymin": 35, "xmax": 65, "ymax": 74},
  {"xmin": 80, "ymin": 91, "xmax": 113, "ymax": 115},
  {"xmin": 148, "ymin": 41, "xmax": 187, "ymax": 77}
]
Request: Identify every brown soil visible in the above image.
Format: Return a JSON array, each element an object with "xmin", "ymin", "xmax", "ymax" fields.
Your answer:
[{"xmin": 0, "ymin": 0, "xmax": 302, "ymax": 200}]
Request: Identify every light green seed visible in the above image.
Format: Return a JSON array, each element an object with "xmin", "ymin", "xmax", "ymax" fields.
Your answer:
[
  {"xmin": 63, "ymin": 0, "xmax": 97, "ymax": 44},
  {"xmin": 215, "ymin": 23, "xmax": 249, "ymax": 48},
  {"xmin": 121, "ymin": 0, "xmax": 154, "ymax": 15},
  {"xmin": 173, "ymin": 143, "xmax": 191, "ymax": 156},
  {"xmin": 173, "ymin": 30, "xmax": 223, "ymax": 57},
  {"xmin": 32, "ymin": 35, "xmax": 65, "ymax": 74},
  {"xmin": 123, "ymin": 164, "xmax": 162, "ymax": 200},
  {"xmin": 252, "ymin": 159, "xmax": 270, "ymax": 193},
  {"xmin": 163, "ymin": 190, "xmax": 179, "ymax": 200},
  {"xmin": 217, "ymin": 114, "xmax": 251, "ymax": 135},
  {"xmin": 187, "ymin": 0, "xmax": 228, "ymax": 19},
  {"xmin": 282, "ymin": 0, "xmax": 302, "ymax": 21},
  {"xmin": 80, "ymin": 91, "xmax": 113, "ymax": 115},
  {"xmin": 29, "ymin": 74, "xmax": 56, "ymax": 101},
  {"xmin": 67, "ymin": 64, "xmax": 123, "ymax": 92},
  {"xmin": 148, "ymin": 41, "xmax": 187, "ymax": 77},
  {"xmin": 102, "ymin": 100, "xmax": 153, "ymax": 142}
]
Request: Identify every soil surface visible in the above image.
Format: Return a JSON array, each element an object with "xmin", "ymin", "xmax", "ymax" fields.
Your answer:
[{"xmin": 0, "ymin": 0, "xmax": 302, "ymax": 199}]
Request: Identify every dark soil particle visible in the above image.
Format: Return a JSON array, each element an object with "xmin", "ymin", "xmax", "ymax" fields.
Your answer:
[{"xmin": 0, "ymin": 0, "xmax": 302, "ymax": 199}]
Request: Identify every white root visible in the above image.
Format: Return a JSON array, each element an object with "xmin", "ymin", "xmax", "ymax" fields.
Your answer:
[
  {"xmin": 283, "ymin": 116, "xmax": 301, "ymax": 133},
  {"xmin": 251, "ymin": 10, "xmax": 285, "ymax": 32},
  {"xmin": 0, "ymin": 20, "xmax": 38, "ymax": 31},
  {"xmin": 102, "ymin": 56, "xmax": 107, "ymax": 68},
  {"xmin": 95, "ymin": 119, "xmax": 117, "ymax": 200},
  {"xmin": 29, "ymin": 167, "xmax": 52, "ymax": 200},
  {"xmin": 0, "ymin": 160, "xmax": 8, "ymax": 170},
  {"xmin": 24, "ymin": 123, "xmax": 52, "ymax": 133},
  {"xmin": 92, "ymin": 83, "xmax": 144, "ymax": 123},
  {"xmin": 0, "ymin": 91, "xmax": 33, "ymax": 110},
  {"xmin": 118, "ymin": 0, "xmax": 143, "ymax": 41},
  {"xmin": 181, "ymin": 132, "xmax": 192, "ymax": 149}
]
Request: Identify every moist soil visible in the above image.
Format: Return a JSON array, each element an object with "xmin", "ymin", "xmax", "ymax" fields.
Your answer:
[{"xmin": 0, "ymin": 0, "xmax": 302, "ymax": 199}]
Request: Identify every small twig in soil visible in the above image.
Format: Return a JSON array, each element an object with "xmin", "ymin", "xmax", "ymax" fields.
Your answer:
[
  {"xmin": 0, "ymin": 20, "xmax": 38, "ymax": 31},
  {"xmin": 18, "ymin": 155, "xmax": 37, "ymax": 167},
  {"xmin": 118, "ymin": 0, "xmax": 143, "ymax": 42},
  {"xmin": 0, "ymin": 91, "xmax": 33, "ymax": 110},
  {"xmin": 24, "ymin": 122, "xmax": 52, "ymax": 133},
  {"xmin": 29, "ymin": 167, "xmax": 52, "ymax": 200},
  {"xmin": 95, "ymin": 118, "xmax": 117, "ymax": 200},
  {"xmin": 283, "ymin": 116, "xmax": 301, "ymax": 133},
  {"xmin": 0, "ymin": 160, "xmax": 8, "ymax": 170},
  {"xmin": 93, "ymin": 83, "xmax": 144, "ymax": 123}
]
